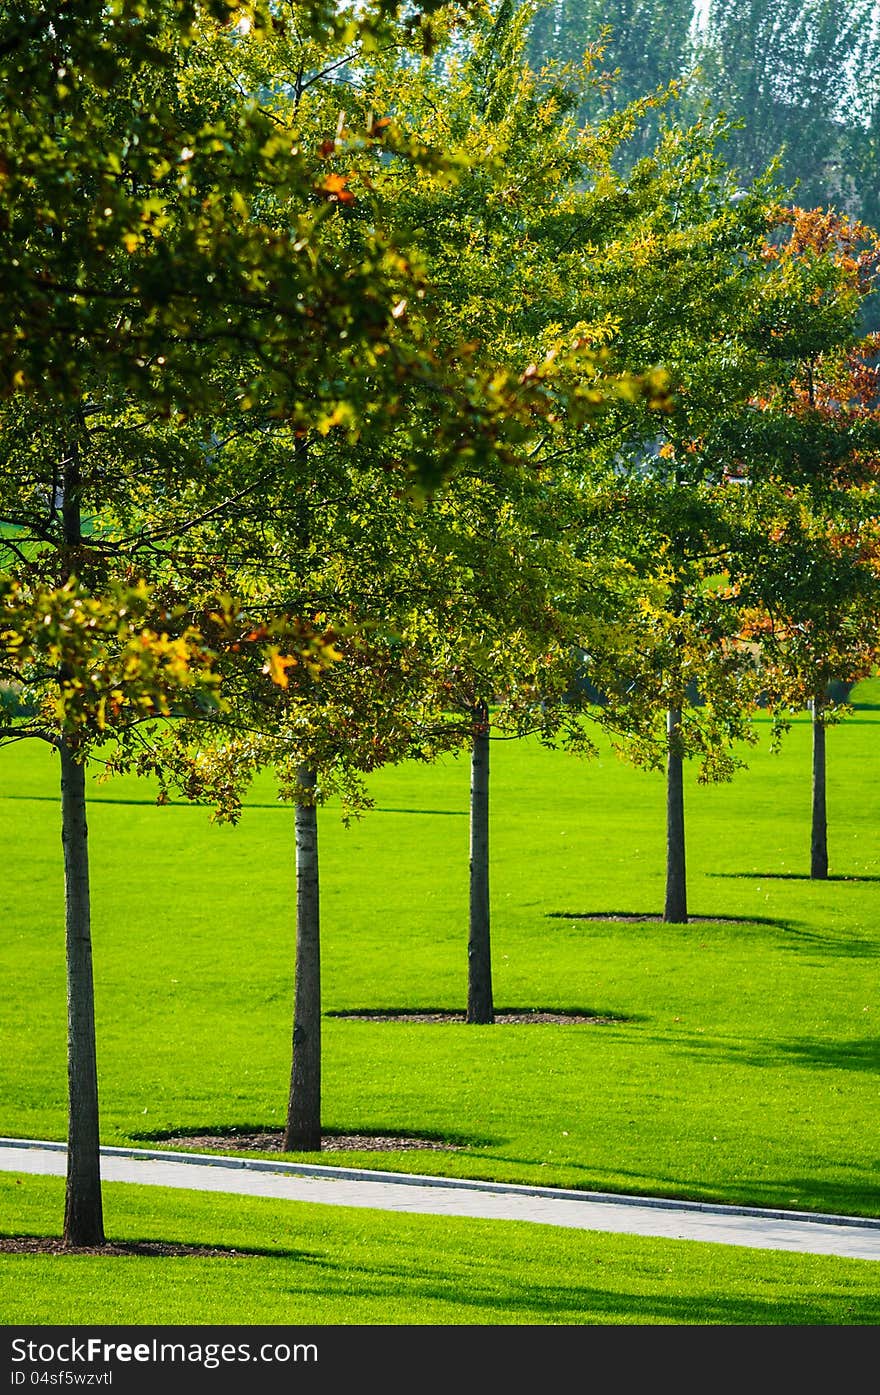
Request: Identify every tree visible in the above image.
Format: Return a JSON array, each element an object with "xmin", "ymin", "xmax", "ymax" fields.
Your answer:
[
  {"xmin": 525, "ymin": 0, "xmax": 696, "ymax": 166},
  {"xmin": 739, "ymin": 497, "xmax": 880, "ymax": 878},
  {"xmin": 569, "ymin": 477, "xmax": 775, "ymax": 922},
  {"xmin": 0, "ymin": 573, "xmax": 233, "ymax": 1243},
  {"xmin": 547, "ymin": 118, "xmax": 814, "ymax": 922},
  {"xmin": 407, "ymin": 475, "xmax": 596, "ymax": 1024},
  {"xmin": 728, "ymin": 207, "xmax": 880, "ymax": 879},
  {"xmin": 357, "ymin": 0, "xmax": 677, "ymax": 991},
  {"xmin": 167, "ymin": 0, "xmax": 673, "ymax": 1101},
  {"xmin": 156, "ymin": 440, "xmax": 509, "ymax": 1141},
  {"xmin": 541, "ymin": 98, "xmax": 743, "ymax": 936},
  {"xmin": 691, "ymin": 2, "xmax": 880, "ymax": 226},
  {"xmin": 527, "ymin": 1, "xmax": 880, "ymax": 287}
]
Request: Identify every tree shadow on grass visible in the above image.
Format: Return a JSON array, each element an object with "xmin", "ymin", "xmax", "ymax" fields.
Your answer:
[
  {"xmin": 243, "ymin": 1240, "xmax": 880, "ymax": 1323},
  {"xmin": 766, "ymin": 926, "xmax": 879, "ymax": 958},
  {"xmin": 706, "ymin": 1174, "xmax": 880, "ymax": 1224},
  {"xmin": 5, "ymin": 1238, "xmax": 877, "ymax": 1320},
  {"xmin": 0, "ymin": 793, "xmax": 241, "ymax": 809},
  {"xmin": 546, "ymin": 910, "xmax": 791, "ymax": 928},
  {"xmin": 483, "ymin": 1153, "xmax": 880, "ymax": 1227},
  {"xmin": 660, "ymin": 1028, "xmax": 880, "ymax": 1076},
  {"xmin": 708, "ymin": 872, "xmax": 880, "ymax": 883},
  {"xmin": 0, "ymin": 795, "xmax": 468, "ymax": 817},
  {"xmin": 546, "ymin": 911, "xmax": 879, "ymax": 958},
  {"xmin": 267, "ymin": 1260, "xmax": 880, "ymax": 1325},
  {"xmin": 770, "ymin": 1037, "xmax": 880, "ymax": 1073}
]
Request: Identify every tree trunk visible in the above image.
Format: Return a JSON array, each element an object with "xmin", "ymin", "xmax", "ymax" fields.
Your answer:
[
  {"xmin": 60, "ymin": 439, "xmax": 104, "ymax": 1247},
  {"xmin": 284, "ymin": 765, "xmax": 322, "ymax": 1151},
  {"xmin": 811, "ymin": 694, "xmax": 829, "ymax": 880},
  {"xmin": 467, "ymin": 701, "xmax": 494, "ymax": 1024},
  {"xmin": 60, "ymin": 739, "xmax": 104, "ymax": 1247},
  {"xmin": 664, "ymin": 706, "xmax": 688, "ymax": 923}
]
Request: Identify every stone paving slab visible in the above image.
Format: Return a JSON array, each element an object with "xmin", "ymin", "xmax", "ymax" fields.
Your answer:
[{"xmin": 2, "ymin": 1139, "xmax": 879, "ymax": 1261}]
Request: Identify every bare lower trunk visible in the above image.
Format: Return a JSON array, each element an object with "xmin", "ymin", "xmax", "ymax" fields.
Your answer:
[
  {"xmin": 60, "ymin": 740, "xmax": 104, "ymax": 1247},
  {"xmin": 811, "ymin": 696, "xmax": 828, "ymax": 880},
  {"xmin": 467, "ymin": 703, "xmax": 493, "ymax": 1024},
  {"xmin": 284, "ymin": 765, "xmax": 321, "ymax": 1151},
  {"xmin": 664, "ymin": 707, "xmax": 687, "ymax": 924}
]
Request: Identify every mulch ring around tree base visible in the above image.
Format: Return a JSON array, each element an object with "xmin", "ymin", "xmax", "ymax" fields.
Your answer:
[
  {"xmin": 549, "ymin": 913, "xmax": 762, "ymax": 925},
  {"xmin": 0, "ymin": 1237, "xmax": 250, "ymax": 1256},
  {"xmin": 325, "ymin": 1008, "xmax": 624, "ymax": 1025},
  {"xmin": 158, "ymin": 1130, "xmax": 465, "ymax": 1154}
]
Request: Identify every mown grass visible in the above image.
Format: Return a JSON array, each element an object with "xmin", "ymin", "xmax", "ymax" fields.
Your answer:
[
  {"xmin": 1, "ymin": 705, "xmax": 879, "ymax": 1323},
  {"xmin": 2, "ymin": 1174, "xmax": 878, "ymax": 1325},
  {"xmin": 3, "ymin": 709, "xmax": 878, "ymax": 1210}
]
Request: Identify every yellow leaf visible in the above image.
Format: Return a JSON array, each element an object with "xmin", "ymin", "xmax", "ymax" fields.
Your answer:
[{"xmin": 264, "ymin": 648, "xmax": 298, "ymax": 688}]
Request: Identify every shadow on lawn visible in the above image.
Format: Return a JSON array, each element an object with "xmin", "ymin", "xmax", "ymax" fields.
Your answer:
[
  {"xmin": 708, "ymin": 871, "xmax": 880, "ymax": 883},
  {"xmin": 265, "ymin": 1254, "xmax": 880, "ymax": 1324},
  {"xmin": 502, "ymin": 1156, "xmax": 880, "ymax": 1228},
  {"xmin": 768, "ymin": 1037, "xmax": 880, "ymax": 1073},
  {"xmin": 0, "ymin": 794, "xmax": 468, "ymax": 817},
  {"xmin": 9, "ymin": 1240, "xmax": 876, "ymax": 1320},
  {"xmin": 0, "ymin": 793, "xmax": 235, "ymax": 809},
  {"xmin": 546, "ymin": 910, "xmax": 790, "ymax": 927},
  {"xmin": 757, "ymin": 924, "xmax": 879, "ymax": 958},
  {"xmin": 717, "ymin": 1174, "xmax": 880, "ymax": 1223},
  {"xmin": 547, "ymin": 912, "xmax": 879, "ymax": 958},
  {"xmin": 666, "ymin": 1029, "xmax": 880, "ymax": 1075}
]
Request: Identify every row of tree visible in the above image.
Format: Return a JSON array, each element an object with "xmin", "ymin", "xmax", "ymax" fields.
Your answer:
[
  {"xmin": 527, "ymin": 0, "xmax": 880, "ymax": 244},
  {"xmin": 2, "ymin": 0, "xmax": 879, "ymax": 1247}
]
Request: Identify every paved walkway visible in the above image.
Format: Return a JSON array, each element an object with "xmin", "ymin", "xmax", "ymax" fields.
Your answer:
[{"xmin": 3, "ymin": 1138, "xmax": 879, "ymax": 1261}]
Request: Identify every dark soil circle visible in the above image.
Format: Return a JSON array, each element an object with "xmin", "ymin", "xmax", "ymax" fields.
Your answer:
[
  {"xmin": 0, "ymin": 1237, "xmax": 250, "ymax": 1256},
  {"xmin": 326, "ymin": 1008, "xmax": 623, "ymax": 1024},
  {"xmin": 156, "ymin": 1130, "xmax": 464, "ymax": 1154},
  {"xmin": 550, "ymin": 913, "xmax": 761, "ymax": 925}
]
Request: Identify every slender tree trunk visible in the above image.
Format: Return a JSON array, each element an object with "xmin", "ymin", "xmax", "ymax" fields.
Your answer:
[
  {"xmin": 664, "ymin": 706, "xmax": 688, "ymax": 924},
  {"xmin": 60, "ymin": 739, "xmax": 104, "ymax": 1246},
  {"xmin": 60, "ymin": 441, "xmax": 104, "ymax": 1247},
  {"xmin": 284, "ymin": 765, "xmax": 321, "ymax": 1151},
  {"xmin": 467, "ymin": 701, "xmax": 493, "ymax": 1024},
  {"xmin": 811, "ymin": 694, "xmax": 829, "ymax": 880}
]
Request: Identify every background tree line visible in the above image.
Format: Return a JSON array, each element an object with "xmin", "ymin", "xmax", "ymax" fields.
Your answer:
[{"xmin": 527, "ymin": 1, "xmax": 880, "ymax": 277}]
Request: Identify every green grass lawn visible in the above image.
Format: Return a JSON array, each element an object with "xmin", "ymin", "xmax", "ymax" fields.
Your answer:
[
  {"xmin": 850, "ymin": 675, "xmax": 880, "ymax": 706},
  {"xmin": 1, "ymin": 708, "xmax": 879, "ymax": 1322},
  {"xmin": 2, "ymin": 1174, "xmax": 878, "ymax": 1325}
]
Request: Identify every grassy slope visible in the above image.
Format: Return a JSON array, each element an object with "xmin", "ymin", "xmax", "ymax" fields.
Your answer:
[
  {"xmin": 2, "ymin": 1174, "xmax": 878, "ymax": 1325},
  {"xmin": 1, "ymin": 711, "xmax": 878, "ymax": 1224}
]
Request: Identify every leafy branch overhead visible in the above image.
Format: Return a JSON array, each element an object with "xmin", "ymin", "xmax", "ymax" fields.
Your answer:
[
  {"xmin": 0, "ymin": 0, "xmax": 665, "ymax": 496},
  {"xmin": 0, "ymin": 576, "xmax": 342, "ymax": 750}
]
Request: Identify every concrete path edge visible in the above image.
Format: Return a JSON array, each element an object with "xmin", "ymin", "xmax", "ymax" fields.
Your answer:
[{"xmin": 2, "ymin": 1135, "xmax": 878, "ymax": 1233}]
